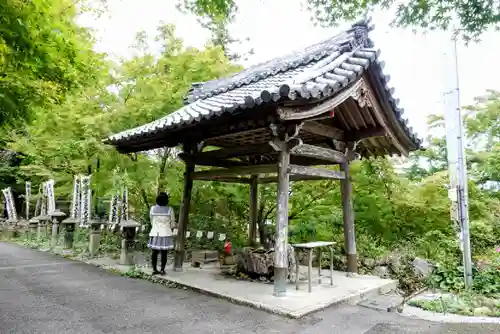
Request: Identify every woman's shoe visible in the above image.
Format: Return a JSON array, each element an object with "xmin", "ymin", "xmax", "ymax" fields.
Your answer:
[
  {"xmin": 160, "ymin": 270, "xmax": 166, "ymax": 275},
  {"xmin": 152, "ymin": 270, "xmax": 160, "ymax": 275}
]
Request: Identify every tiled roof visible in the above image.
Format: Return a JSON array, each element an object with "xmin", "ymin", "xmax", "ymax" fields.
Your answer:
[{"xmin": 107, "ymin": 18, "xmax": 421, "ymax": 149}]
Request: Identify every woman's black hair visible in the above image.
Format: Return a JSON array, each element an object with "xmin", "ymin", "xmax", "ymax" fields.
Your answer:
[{"xmin": 156, "ymin": 192, "xmax": 169, "ymax": 206}]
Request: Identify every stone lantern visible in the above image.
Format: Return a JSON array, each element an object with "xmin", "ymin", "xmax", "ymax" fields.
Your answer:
[
  {"xmin": 0, "ymin": 217, "xmax": 4, "ymax": 238},
  {"xmin": 17, "ymin": 219, "xmax": 29, "ymax": 239},
  {"xmin": 6, "ymin": 218, "xmax": 19, "ymax": 239},
  {"xmin": 49, "ymin": 209, "xmax": 66, "ymax": 249},
  {"xmin": 118, "ymin": 219, "xmax": 141, "ymax": 265},
  {"xmin": 28, "ymin": 216, "xmax": 40, "ymax": 241},
  {"xmin": 89, "ymin": 219, "xmax": 107, "ymax": 257},
  {"xmin": 61, "ymin": 216, "xmax": 79, "ymax": 250},
  {"xmin": 37, "ymin": 214, "xmax": 51, "ymax": 239}
]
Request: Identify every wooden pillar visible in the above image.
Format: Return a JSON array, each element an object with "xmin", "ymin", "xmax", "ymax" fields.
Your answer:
[
  {"xmin": 249, "ymin": 175, "xmax": 259, "ymax": 246},
  {"xmin": 174, "ymin": 159, "xmax": 195, "ymax": 271},
  {"xmin": 340, "ymin": 161, "xmax": 357, "ymax": 274},
  {"xmin": 274, "ymin": 143, "xmax": 290, "ymax": 297}
]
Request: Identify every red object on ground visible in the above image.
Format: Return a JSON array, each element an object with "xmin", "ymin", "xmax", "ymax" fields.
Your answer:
[{"xmin": 224, "ymin": 241, "xmax": 232, "ymax": 254}]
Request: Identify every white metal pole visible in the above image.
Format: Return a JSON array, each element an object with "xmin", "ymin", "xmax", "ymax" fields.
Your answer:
[{"xmin": 443, "ymin": 31, "xmax": 473, "ymax": 288}]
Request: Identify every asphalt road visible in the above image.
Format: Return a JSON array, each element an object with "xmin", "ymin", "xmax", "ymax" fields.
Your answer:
[{"xmin": 1, "ymin": 242, "xmax": 499, "ymax": 334}]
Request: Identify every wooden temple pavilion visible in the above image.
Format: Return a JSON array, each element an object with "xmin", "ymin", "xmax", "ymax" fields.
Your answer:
[{"xmin": 106, "ymin": 17, "xmax": 421, "ymax": 297}]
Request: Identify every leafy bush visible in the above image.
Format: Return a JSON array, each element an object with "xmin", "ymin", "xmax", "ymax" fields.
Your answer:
[
  {"xmin": 412, "ymin": 230, "xmax": 461, "ymax": 263},
  {"xmin": 470, "ymin": 219, "xmax": 500, "ymax": 254},
  {"xmin": 429, "ymin": 262, "xmax": 500, "ymax": 297}
]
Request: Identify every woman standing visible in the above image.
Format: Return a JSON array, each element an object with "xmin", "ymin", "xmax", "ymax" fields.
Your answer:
[{"xmin": 148, "ymin": 192, "xmax": 176, "ymax": 275}]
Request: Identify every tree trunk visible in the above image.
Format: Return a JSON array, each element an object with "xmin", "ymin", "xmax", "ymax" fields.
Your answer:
[{"xmin": 157, "ymin": 148, "xmax": 171, "ymax": 194}]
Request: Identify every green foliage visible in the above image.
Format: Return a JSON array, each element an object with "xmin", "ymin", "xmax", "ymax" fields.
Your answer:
[
  {"xmin": 429, "ymin": 260, "xmax": 500, "ymax": 298},
  {"xmin": 181, "ymin": 0, "xmax": 500, "ymax": 42},
  {"xmin": 306, "ymin": 0, "xmax": 500, "ymax": 42},
  {"xmin": 0, "ymin": 0, "xmax": 106, "ymax": 126},
  {"xmin": 408, "ymin": 293, "xmax": 500, "ymax": 317}
]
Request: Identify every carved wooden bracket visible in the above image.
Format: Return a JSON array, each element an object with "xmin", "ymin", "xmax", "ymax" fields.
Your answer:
[
  {"xmin": 351, "ymin": 82, "xmax": 373, "ymax": 108},
  {"xmin": 345, "ymin": 141, "xmax": 361, "ymax": 161},
  {"xmin": 269, "ymin": 123, "xmax": 303, "ymax": 151}
]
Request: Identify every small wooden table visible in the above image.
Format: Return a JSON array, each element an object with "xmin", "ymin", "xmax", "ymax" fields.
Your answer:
[{"xmin": 291, "ymin": 241, "xmax": 335, "ymax": 293}]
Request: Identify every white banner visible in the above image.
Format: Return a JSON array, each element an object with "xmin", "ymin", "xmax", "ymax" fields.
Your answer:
[
  {"xmin": 79, "ymin": 175, "xmax": 92, "ymax": 228},
  {"xmin": 25, "ymin": 182, "xmax": 31, "ymax": 219},
  {"xmin": 2, "ymin": 187, "xmax": 17, "ymax": 221},
  {"xmin": 46, "ymin": 179, "xmax": 56, "ymax": 214},
  {"xmin": 70, "ymin": 175, "xmax": 81, "ymax": 219}
]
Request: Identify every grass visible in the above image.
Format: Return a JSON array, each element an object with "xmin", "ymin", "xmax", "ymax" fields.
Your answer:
[{"xmin": 408, "ymin": 292, "xmax": 500, "ymax": 317}]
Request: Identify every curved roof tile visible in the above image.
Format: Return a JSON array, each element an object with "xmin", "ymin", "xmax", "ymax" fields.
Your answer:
[{"xmin": 107, "ymin": 18, "xmax": 422, "ymax": 150}]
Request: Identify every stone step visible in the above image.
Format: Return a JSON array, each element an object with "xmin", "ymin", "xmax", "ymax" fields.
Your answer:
[{"xmin": 357, "ymin": 292, "xmax": 405, "ymax": 312}]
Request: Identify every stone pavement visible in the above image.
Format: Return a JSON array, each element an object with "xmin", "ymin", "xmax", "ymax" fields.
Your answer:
[
  {"xmin": 85, "ymin": 257, "xmax": 397, "ymax": 318},
  {"xmin": 1, "ymin": 242, "xmax": 499, "ymax": 334}
]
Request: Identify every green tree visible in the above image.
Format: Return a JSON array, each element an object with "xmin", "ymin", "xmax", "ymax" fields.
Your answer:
[
  {"xmin": 0, "ymin": 0, "xmax": 106, "ymax": 126},
  {"xmin": 7, "ymin": 24, "xmax": 240, "ymax": 221},
  {"xmin": 180, "ymin": 0, "xmax": 499, "ymax": 42}
]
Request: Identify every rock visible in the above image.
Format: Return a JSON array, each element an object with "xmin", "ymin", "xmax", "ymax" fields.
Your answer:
[
  {"xmin": 376, "ymin": 255, "xmax": 389, "ymax": 266},
  {"xmin": 473, "ymin": 306, "xmax": 492, "ymax": 316},
  {"xmin": 372, "ymin": 265, "xmax": 390, "ymax": 278},
  {"xmin": 388, "ymin": 253, "xmax": 403, "ymax": 272},
  {"xmin": 363, "ymin": 258, "xmax": 376, "ymax": 268},
  {"xmin": 412, "ymin": 257, "xmax": 433, "ymax": 277}
]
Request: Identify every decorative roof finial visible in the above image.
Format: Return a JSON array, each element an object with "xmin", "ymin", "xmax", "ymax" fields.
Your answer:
[{"xmin": 351, "ymin": 5, "xmax": 374, "ymax": 31}]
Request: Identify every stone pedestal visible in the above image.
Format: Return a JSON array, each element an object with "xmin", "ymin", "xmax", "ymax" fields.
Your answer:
[
  {"xmin": 17, "ymin": 220, "xmax": 29, "ymax": 239},
  {"xmin": 37, "ymin": 215, "xmax": 50, "ymax": 241},
  {"xmin": 2, "ymin": 225, "xmax": 14, "ymax": 240},
  {"xmin": 6, "ymin": 219, "xmax": 19, "ymax": 240},
  {"xmin": 37, "ymin": 223, "xmax": 43, "ymax": 241},
  {"xmin": 61, "ymin": 217, "xmax": 78, "ymax": 250},
  {"xmin": 51, "ymin": 223, "xmax": 59, "ymax": 248},
  {"xmin": 89, "ymin": 220, "xmax": 105, "ymax": 257},
  {"xmin": 28, "ymin": 217, "xmax": 39, "ymax": 241},
  {"xmin": 49, "ymin": 210, "xmax": 67, "ymax": 249},
  {"xmin": 119, "ymin": 219, "xmax": 141, "ymax": 266}
]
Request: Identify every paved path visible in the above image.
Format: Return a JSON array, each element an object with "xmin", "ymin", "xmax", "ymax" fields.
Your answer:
[{"xmin": 1, "ymin": 242, "xmax": 499, "ymax": 334}]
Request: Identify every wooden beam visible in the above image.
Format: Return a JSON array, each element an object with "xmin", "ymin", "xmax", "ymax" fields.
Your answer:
[
  {"xmin": 345, "ymin": 126, "xmax": 386, "ymax": 142},
  {"xmin": 194, "ymin": 177, "xmax": 252, "ymax": 184},
  {"xmin": 197, "ymin": 143, "xmax": 273, "ymax": 160},
  {"xmin": 178, "ymin": 153, "xmax": 248, "ymax": 168},
  {"xmin": 259, "ymin": 174, "xmax": 340, "ymax": 184},
  {"xmin": 340, "ymin": 161, "xmax": 357, "ymax": 274},
  {"xmin": 289, "ymin": 164, "xmax": 345, "ymax": 180},
  {"xmin": 302, "ymin": 121, "xmax": 344, "ymax": 140},
  {"xmin": 191, "ymin": 164, "xmax": 277, "ymax": 180},
  {"xmin": 274, "ymin": 141, "xmax": 290, "ymax": 297},
  {"xmin": 290, "ymin": 143, "xmax": 346, "ymax": 164},
  {"xmin": 174, "ymin": 158, "xmax": 195, "ymax": 272},
  {"xmin": 249, "ymin": 175, "xmax": 259, "ymax": 245}
]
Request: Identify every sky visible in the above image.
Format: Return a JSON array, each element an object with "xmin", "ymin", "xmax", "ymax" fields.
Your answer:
[{"xmin": 79, "ymin": 0, "xmax": 500, "ymax": 140}]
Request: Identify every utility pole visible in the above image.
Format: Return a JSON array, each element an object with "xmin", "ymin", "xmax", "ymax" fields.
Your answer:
[{"xmin": 442, "ymin": 30, "xmax": 473, "ymax": 288}]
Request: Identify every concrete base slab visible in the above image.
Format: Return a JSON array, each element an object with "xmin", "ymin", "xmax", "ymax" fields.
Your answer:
[
  {"xmin": 358, "ymin": 292, "xmax": 404, "ymax": 312},
  {"xmin": 92, "ymin": 259, "xmax": 396, "ymax": 318}
]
